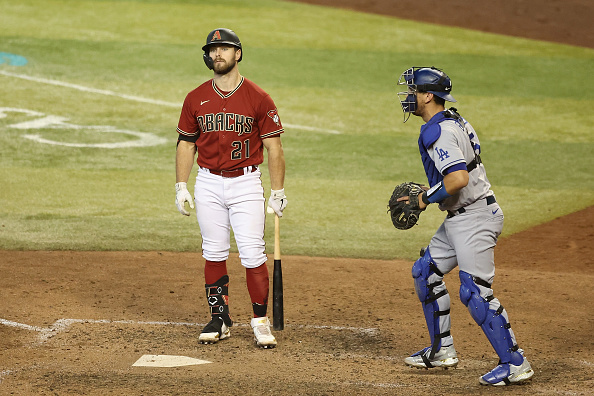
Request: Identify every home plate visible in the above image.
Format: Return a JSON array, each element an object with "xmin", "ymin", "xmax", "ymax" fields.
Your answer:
[{"xmin": 132, "ymin": 355, "xmax": 212, "ymax": 367}]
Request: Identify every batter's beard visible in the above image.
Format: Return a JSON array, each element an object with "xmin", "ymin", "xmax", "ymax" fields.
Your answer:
[{"xmin": 213, "ymin": 59, "xmax": 236, "ymax": 75}]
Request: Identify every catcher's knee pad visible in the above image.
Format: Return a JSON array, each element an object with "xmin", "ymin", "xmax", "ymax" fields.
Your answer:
[
  {"xmin": 459, "ymin": 271, "xmax": 521, "ymax": 365},
  {"xmin": 205, "ymin": 275, "xmax": 232, "ymax": 326},
  {"xmin": 412, "ymin": 248, "xmax": 451, "ymax": 357},
  {"xmin": 459, "ymin": 271, "xmax": 490, "ymax": 325},
  {"xmin": 412, "ymin": 248, "xmax": 445, "ymax": 301}
]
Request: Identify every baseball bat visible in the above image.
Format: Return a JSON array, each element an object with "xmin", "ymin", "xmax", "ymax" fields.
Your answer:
[{"xmin": 272, "ymin": 213, "xmax": 284, "ymax": 330}]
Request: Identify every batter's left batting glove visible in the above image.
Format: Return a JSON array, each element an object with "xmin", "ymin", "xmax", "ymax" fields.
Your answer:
[
  {"xmin": 175, "ymin": 182, "xmax": 194, "ymax": 216},
  {"xmin": 267, "ymin": 188, "xmax": 287, "ymax": 217}
]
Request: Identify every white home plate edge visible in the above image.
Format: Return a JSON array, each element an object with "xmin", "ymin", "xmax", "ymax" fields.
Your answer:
[{"xmin": 132, "ymin": 355, "xmax": 212, "ymax": 367}]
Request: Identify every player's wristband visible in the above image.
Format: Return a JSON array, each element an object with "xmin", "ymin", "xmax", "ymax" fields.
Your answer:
[
  {"xmin": 425, "ymin": 181, "xmax": 452, "ymax": 204},
  {"xmin": 421, "ymin": 192, "xmax": 430, "ymax": 205}
]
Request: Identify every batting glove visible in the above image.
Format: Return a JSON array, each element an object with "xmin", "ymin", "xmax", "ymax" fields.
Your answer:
[
  {"xmin": 175, "ymin": 182, "xmax": 194, "ymax": 216},
  {"xmin": 267, "ymin": 188, "xmax": 287, "ymax": 217}
]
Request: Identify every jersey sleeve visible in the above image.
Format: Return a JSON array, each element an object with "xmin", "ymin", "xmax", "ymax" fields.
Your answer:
[
  {"xmin": 257, "ymin": 94, "xmax": 284, "ymax": 139},
  {"xmin": 429, "ymin": 124, "xmax": 466, "ymax": 174},
  {"xmin": 176, "ymin": 94, "xmax": 200, "ymax": 142}
]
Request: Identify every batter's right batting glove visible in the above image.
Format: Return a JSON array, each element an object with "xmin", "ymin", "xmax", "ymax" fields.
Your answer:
[
  {"xmin": 175, "ymin": 182, "xmax": 195, "ymax": 216},
  {"xmin": 267, "ymin": 188, "xmax": 287, "ymax": 217}
]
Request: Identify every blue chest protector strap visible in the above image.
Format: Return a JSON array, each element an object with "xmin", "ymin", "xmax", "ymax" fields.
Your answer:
[{"xmin": 443, "ymin": 108, "xmax": 483, "ymax": 171}]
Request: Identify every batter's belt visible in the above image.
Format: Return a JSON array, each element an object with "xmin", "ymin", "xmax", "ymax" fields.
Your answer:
[
  {"xmin": 447, "ymin": 195, "xmax": 497, "ymax": 218},
  {"xmin": 200, "ymin": 165, "xmax": 258, "ymax": 178}
]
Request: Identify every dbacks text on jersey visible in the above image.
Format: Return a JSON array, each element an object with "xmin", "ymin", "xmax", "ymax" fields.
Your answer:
[{"xmin": 197, "ymin": 112, "xmax": 255, "ymax": 136}]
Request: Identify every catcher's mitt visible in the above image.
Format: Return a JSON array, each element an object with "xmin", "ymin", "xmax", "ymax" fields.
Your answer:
[{"xmin": 387, "ymin": 182, "xmax": 426, "ymax": 230}]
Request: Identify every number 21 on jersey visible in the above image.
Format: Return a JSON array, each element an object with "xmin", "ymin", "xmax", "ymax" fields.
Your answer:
[{"xmin": 231, "ymin": 139, "xmax": 250, "ymax": 160}]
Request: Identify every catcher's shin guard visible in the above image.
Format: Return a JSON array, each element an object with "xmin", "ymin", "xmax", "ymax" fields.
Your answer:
[
  {"xmin": 459, "ymin": 271, "xmax": 523, "ymax": 366},
  {"xmin": 411, "ymin": 248, "xmax": 453, "ymax": 358},
  {"xmin": 205, "ymin": 275, "xmax": 233, "ymax": 327}
]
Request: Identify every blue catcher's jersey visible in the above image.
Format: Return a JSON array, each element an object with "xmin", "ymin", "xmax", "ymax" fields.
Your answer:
[{"xmin": 418, "ymin": 110, "xmax": 493, "ymax": 211}]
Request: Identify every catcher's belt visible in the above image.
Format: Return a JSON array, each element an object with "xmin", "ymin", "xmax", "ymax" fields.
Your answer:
[{"xmin": 446, "ymin": 195, "xmax": 497, "ymax": 218}]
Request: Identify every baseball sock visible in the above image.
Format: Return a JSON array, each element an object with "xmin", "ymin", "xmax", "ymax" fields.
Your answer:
[
  {"xmin": 204, "ymin": 260, "xmax": 228, "ymax": 284},
  {"xmin": 246, "ymin": 263, "xmax": 269, "ymax": 317}
]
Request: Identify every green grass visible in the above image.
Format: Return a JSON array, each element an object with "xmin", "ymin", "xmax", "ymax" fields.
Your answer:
[{"xmin": 1, "ymin": 0, "xmax": 593, "ymax": 259}]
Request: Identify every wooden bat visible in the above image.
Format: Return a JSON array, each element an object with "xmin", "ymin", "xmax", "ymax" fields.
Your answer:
[{"xmin": 272, "ymin": 213, "xmax": 284, "ymax": 330}]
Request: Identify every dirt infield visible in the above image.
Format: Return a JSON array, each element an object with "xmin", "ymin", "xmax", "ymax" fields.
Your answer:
[
  {"xmin": 2, "ymin": 1, "xmax": 594, "ymax": 394},
  {"xmin": 1, "ymin": 206, "xmax": 592, "ymax": 395}
]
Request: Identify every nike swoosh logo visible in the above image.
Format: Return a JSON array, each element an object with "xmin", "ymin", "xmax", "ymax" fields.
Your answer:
[
  {"xmin": 492, "ymin": 208, "xmax": 499, "ymax": 215},
  {"xmin": 200, "ymin": 100, "xmax": 210, "ymax": 105}
]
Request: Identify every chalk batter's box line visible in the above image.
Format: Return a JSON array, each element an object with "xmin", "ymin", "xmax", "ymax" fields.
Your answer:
[{"xmin": 0, "ymin": 317, "xmax": 379, "ymax": 342}]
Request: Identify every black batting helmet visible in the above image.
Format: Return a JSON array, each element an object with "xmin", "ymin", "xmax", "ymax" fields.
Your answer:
[{"xmin": 202, "ymin": 28, "xmax": 242, "ymax": 70}]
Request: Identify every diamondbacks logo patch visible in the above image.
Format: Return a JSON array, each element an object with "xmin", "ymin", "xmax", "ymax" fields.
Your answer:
[
  {"xmin": 212, "ymin": 30, "xmax": 221, "ymax": 42},
  {"xmin": 267, "ymin": 109, "xmax": 280, "ymax": 126}
]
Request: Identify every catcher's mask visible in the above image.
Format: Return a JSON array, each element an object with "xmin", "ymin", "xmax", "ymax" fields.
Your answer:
[
  {"xmin": 397, "ymin": 67, "xmax": 456, "ymax": 122},
  {"xmin": 202, "ymin": 28, "xmax": 242, "ymax": 70}
]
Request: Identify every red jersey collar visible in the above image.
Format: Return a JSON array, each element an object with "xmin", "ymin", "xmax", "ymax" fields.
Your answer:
[{"xmin": 212, "ymin": 76, "xmax": 244, "ymax": 99}]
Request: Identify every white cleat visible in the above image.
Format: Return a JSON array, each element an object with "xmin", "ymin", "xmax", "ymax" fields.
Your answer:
[
  {"xmin": 250, "ymin": 317, "xmax": 277, "ymax": 349},
  {"xmin": 199, "ymin": 317, "xmax": 231, "ymax": 344},
  {"xmin": 404, "ymin": 345, "xmax": 459, "ymax": 369},
  {"xmin": 479, "ymin": 353, "xmax": 534, "ymax": 386}
]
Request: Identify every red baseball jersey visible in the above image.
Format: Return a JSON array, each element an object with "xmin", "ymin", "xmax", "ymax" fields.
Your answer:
[{"xmin": 177, "ymin": 76, "xmax": 284, "ymax": 171}]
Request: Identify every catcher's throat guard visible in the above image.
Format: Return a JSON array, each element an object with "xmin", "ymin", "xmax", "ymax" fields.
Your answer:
[{"xmin": 397, "ymin": 68, "xmax": 418, "ymax": 123}]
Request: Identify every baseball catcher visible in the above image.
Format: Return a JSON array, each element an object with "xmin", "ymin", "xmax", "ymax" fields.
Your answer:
[
  {"xmin": 387, "ymin": 182, "xmax": 426, "ymax": 230},
  {"xmin": 392, "ymin": 66, "xmax": 534, "ymax": 386}
]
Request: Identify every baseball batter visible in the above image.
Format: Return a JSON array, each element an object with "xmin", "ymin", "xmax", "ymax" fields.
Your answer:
[
  {"xmin": 395, "ymin": 67, "xmax": 534, "ymax": 385},
  {"xmin": 174, "ymin": 28, "xmax": 287, "ymax": 348}
]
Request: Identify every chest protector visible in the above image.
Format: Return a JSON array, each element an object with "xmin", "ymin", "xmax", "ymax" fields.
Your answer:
[{"xmin": 418, "ymin": 108, "xmax": 479, "ymax": 187}]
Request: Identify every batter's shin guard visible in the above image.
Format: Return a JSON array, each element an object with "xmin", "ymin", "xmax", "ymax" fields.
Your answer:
[
  {"xmin": 412, "ymin": 248, "xmax": 453, "ymax": 358},
  {"xmin": 205, "ymin": 275, "xmax": 233, "ymax": 327}
]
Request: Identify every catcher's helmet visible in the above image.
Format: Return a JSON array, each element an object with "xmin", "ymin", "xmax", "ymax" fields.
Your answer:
[
  {"xmin": 202, "ymin": 28, "xmax": 242, "ymax": 70},
  {"xmin": 397, "ymin": 67, "xmax": 456, "ymax": 122}
]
